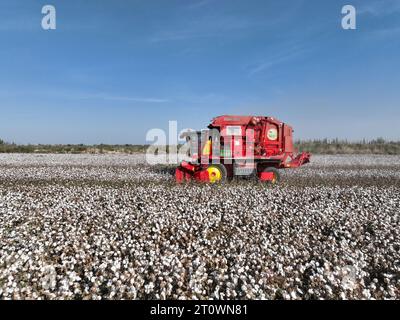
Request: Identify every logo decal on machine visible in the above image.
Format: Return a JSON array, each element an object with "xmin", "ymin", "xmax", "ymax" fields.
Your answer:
[{"xmin": 267, "ymin": 128, "xmax": 278, "ymax": 140}]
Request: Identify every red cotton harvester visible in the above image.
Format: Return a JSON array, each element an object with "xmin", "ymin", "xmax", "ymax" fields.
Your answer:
[{"xmin": 176, "ymin": 115, "xmax": 311, "ymax": 184}]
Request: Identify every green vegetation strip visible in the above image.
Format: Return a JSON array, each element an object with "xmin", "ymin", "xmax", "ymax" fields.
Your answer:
[{"xmin": 1, "ymin": 138, "xmax": 400, "ymax": 154}]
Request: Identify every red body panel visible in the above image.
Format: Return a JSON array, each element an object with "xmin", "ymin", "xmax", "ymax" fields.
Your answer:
[
  {"xmin": 176, "ymin": 163, "xmax": 210, "ymax": 183},
  {"xmin": 209, "ymin": 115, "xmax": 291, "ymax": 161},
  {"xmin": 258, "ymin": 171, "xmax": 275, "ymax": 181}
]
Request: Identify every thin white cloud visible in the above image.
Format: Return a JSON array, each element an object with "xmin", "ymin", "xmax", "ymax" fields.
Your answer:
[
  {"xmin": 0, "ymin": 17, "xmax": 37, "ymax": 31},
  {"xmin": 149, "ymin": 30, "xmax": 211, "ymax": 42},
  {"xmin": 246, "ymin": 46, "xmax": 310, "ymax": 76},
  {"xmin": 358, "ymin": 0, "xmax": 400, "ymax": 16},
  {"xmin": 0, "ymin": 87, "xmax": 170, "ymax": 104},
  {"xmin": 149, "ymin": 1, "xmax": 304, "ymax": 44},
  {"xmin": 358, "ymin": 0, "xmax": 400, "ymax": 40},
  {"xmin": 80, "ymin": 94, "xmax": 169, "ymax": 103},
  {"xmin": 186, "ymin": 0, "xmax": 215, "ymax": 9},
  {"xmin": 365, "ymin": 25, "xmax": 400, "ymax": 40},
  {"xmin": 149, "ymin": 15, "xmax": 263, "ymax": 43},
  {"xmin": 175, "ymin": 92, "xmax": 230, "ymax": 104}
]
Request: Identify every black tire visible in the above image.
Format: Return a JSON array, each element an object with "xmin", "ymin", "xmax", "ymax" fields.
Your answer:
[
  {"xmin": 258, "ymin": 166, "xmax": 280, "ymax": 184},
  {"xmin": 223, "ymin": 163, "xmax": 234, "ymax": 181},
  {"xmin": 207, "ymin": 164, "xmax": 228, "ymax": 183}
]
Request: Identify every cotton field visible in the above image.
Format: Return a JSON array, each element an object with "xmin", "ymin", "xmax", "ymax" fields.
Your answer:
[{"xmin": 0, "ymin": 154, "xmax": 399, "ymax": 300}]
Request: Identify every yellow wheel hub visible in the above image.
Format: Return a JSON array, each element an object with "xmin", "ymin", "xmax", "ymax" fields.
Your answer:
[{"xmin": 207, "ymin": 166, "xmax": 222, "ymax": 183}]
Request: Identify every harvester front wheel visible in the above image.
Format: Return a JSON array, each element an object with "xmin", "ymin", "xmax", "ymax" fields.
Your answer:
[
  {"xmin": 206, "ymin": 164, "xmax": 227, "ymax": 183},
  {"xmin": 259, "ymin": 167, "xmax": 280, "ymax": 184}
]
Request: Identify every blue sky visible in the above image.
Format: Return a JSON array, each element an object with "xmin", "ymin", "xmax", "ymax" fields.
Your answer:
[{"xmin": 0, "ymin": 0, "xmax": 399, "ymax": 144}]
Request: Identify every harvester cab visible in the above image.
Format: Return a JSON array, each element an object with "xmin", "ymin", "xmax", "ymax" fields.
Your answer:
[{"xmin": 176, "ymin": 115, "xmax": 310, "ymax": 184}]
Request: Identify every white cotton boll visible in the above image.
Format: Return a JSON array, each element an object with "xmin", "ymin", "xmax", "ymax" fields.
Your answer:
[{"xmin": 0, "ymin": 154, "xmax": 398, "ymax": 299}]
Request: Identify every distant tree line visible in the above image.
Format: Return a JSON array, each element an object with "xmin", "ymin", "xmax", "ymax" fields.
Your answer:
[
  {"xmin": 0, "ymin": 140, "xmax": 147, "ymax": 154},
  {"xmin": 295, "ymin": 138, "xmax": 400, "ymax": 155},
  {"xmin": 0, "ymin": 138, "xmax": 399, "ymax": 154}
]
